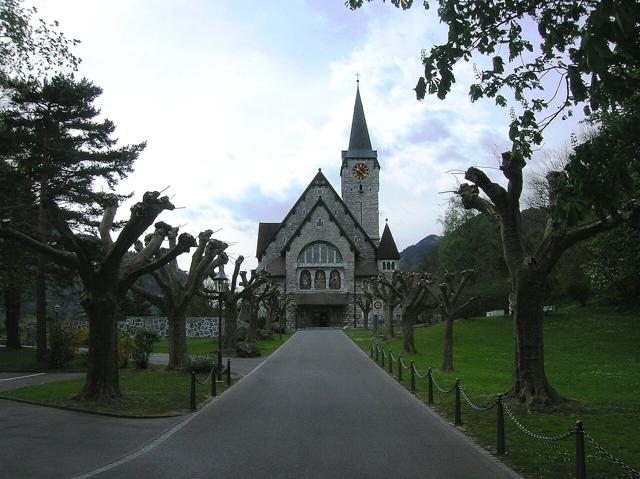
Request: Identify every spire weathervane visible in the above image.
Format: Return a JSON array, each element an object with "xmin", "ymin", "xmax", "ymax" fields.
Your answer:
[{"xmin": 356, "ymin": 72, "xmax": 360, "ymax": 85}]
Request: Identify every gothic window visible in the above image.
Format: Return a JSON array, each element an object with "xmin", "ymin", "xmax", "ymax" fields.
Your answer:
[
  {"xmin": 314, "ymin": 270, "xmax": 326, "ymax": 289},
  {"xmin": 316, "ymin": 218, "xmax": 324, "ymax": 228},
  {"xmin": 354, "ymin": 235, "xmax": 359, "ymax": 244},
  {"xmin": 283, "ymin": 235, "xmax": 287, "ymax": 244},
  {"xmin": 300, "ymin": 270, "xmax": 311, "ymax": 290},
  {"xmin": 392, "ymin": 262, "xmax": 396, "ymax": 270},
  {"xmin": 329, "ymin": 270, "xmax": 341, "ymax": 289},
  {"xmin": 382, "ymin": 262, "xmax": 386, "ymax": 271},
  {"xmin": 297, "ymin": 242, "xmax": 343, "ymax": 265}
]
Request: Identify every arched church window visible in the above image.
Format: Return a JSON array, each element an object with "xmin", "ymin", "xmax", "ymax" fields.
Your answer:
[
  {"xmin": 359, "ymin": 184, "xmax": 363, "ymax": 192},
  {"xmin": 316, "ymin": 218, "xmax": 324, "ymax": 228},
  {"xmin": 392, "ymin": 262, "xmax": 396, "ymax": 270},
  {"xmin": 329, "ymin": 270, "xmax": 341, "ymax": 289},
  {"xmin": 297, "ymin": 242, "xmax": 343, "ymax": 265},
  {"xmin": 382, "ymin": 262, "xmax": 386, "ymax": 271},
  {"xmin": 300, "ymin": 270, "xmax": 311, "ymax": 290},
  {"xmin": 314, "ymin": 270, "xmax": 326, "ymax": 289}
]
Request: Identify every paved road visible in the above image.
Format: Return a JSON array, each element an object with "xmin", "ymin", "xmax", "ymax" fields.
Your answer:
[
  {"xmin": 84, "ymin": 330, "xmax": 519, "ymax": 479},
  {"xmin": 0, "ymin": 372, "xmax": 85, "ymax": 392}
]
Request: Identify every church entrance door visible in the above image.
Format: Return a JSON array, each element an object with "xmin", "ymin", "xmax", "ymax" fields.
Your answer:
[{"xmin": 311, "ymin": 310, "xmax": 330, "ymax": 327}]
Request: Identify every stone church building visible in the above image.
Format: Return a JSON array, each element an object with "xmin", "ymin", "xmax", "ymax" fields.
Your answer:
[{"xmin": 255, "ymin": 85, "xmax": 400, "ymax": 328}]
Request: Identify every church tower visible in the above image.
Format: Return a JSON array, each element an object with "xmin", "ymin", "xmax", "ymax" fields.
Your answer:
[{"xmin": 340, "ymin": 83, "xmax": 380, "ymax": 242}]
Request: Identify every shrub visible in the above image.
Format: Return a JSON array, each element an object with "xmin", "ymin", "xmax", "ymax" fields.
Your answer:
[
  {"xmin": 132, "ymin": 329, "xmax": 159, "ymax": 369},
  {"xmin": 48, "ymin": 322, "xmax": 80, "ymax": 369},
  {"xmin": 567, "ymin": 281, "xmax": 592, "ymax": 307},
  {"xmin": 185, "ymin": 353, "xmax": 215, "ymax": 373},
  {"xmin": 236, "ymin": 326, "xmax": 248, "ymax": 342},
  {"xmin": 256, "ymin": 328, "xmax": 270, "ymax": 340},
  {"xmin": 118, "ymin": 332, "xmax": 134, "ymax": 368}
]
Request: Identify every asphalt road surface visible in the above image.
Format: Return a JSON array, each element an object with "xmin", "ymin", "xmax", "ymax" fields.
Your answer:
[{"xmin": 81, "ymin": 329, "xmax": 519, "ymax": 479}]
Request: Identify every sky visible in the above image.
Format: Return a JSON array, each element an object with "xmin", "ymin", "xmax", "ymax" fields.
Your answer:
[{"xmin": 33, "ymin": 0, "xmax": 580, "ymax": 270}]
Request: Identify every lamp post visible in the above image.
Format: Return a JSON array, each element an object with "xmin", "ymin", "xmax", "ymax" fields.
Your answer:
[
  {"xmin": 54, "ymin": 304, "xmax": 61, "ymax": 322},
  {"xmin": 212, "ymin": 265, "xmax": 229, "ymax": 379}
]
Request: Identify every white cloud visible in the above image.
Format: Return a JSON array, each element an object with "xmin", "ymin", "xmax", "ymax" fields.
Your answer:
[{"xmin": 31, "ymin": 0, "xmax": 579, "ymax": 270}]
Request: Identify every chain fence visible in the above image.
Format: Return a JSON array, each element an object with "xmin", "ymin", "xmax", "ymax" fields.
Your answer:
[{"xmin": 368, "ymin": 340, "xmax": 639, "ymax": 478}]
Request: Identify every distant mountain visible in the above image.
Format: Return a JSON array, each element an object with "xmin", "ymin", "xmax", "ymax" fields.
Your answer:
[{"xmin": 399, "ymin": 234, "xmax": 440, "ymax": 272}]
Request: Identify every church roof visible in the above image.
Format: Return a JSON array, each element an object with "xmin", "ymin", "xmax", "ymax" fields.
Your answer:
[
  {"xmin": 377, "ymin": 222, "xmax": 400, "ymax": 260},
  {"xmin": 281, "ymin": 196, "xmax": 361, "ymax": 256},
  {"xmin": 348, "ymin": 86, "xmax": 372, "ymax": 150},
  {"xmin": 257, "ymin": 169, "xmax": 378, "ymax": 262},
  {"xmin": 256, "ymin": 222, "xmax": 280, "ymax": 261}
]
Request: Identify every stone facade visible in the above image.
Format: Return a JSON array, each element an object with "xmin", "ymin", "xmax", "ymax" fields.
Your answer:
[{"xmin": 60, "ymin": 317, "xmax": 224, "ymax": 340}]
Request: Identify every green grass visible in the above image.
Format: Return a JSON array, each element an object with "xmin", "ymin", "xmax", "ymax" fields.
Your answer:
[
  {"xmin": 346, "ymin": 308, "xmax": 640, "ymax": 479},
  {"xmin": 1, "ymin": 368, "xmax": 236, "ymax": 416},
  {"xmin": 153, "ymin": 332, "xmax": 293, "ymax": 357},
  {"xmin": 0, "ymin": 348, "xmax": 45, "ymax": 371}
]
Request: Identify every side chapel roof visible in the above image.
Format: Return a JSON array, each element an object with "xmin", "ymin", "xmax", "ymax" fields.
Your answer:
[{"xmin": 376, "ymin": 222, "xmax": 400, "ymax": 260}]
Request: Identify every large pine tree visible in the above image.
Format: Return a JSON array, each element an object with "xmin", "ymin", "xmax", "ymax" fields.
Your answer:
[{"xmin": 0, "ymin": 75, "xmax": 145, "ymax": 359}]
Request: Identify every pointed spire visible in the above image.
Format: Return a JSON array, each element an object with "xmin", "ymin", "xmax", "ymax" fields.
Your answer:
[
  {"xmin": 377, "ymin": 222, "xmax": 400, "ymax": 260},
  {"xmin": 348, "ymin": 83, "xmax": 373, "ymax": 150}
]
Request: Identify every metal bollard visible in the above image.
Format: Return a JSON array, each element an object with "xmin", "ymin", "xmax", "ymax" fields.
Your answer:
[
  {"xmin": 190, "ymin": 370, "xmax": 196, "ymax": 410},
  {"xmin": 388, "ymin": 351, "xmax": 393, "ymax": 374},
  {"xmin": 410, "ymin": 361, "xmax": 416, "ymax": 392},
  {"xmin": 398, "ymin": 355, "xmax": 403, "ymax": 382},
  {"xmin": 496, "ymin": 394, "xmax": 505, "ymax": 455},
  {"xmin": 370, "ymin": 342, "xmax": 374, "ymax": 358},
  {"xmin": 427, "ymin": 368, "xmax": 434, "ymax": 405},
  {"xmin": 575, "ymin": 420, "xmax": 586, "ymax": 479},
  {"xmin": 217, "ymin": 350, "xmax": 223, "ymax": 381},
  {"xmin": 226, "ymin": 358, "xmax": 231, "ymax": 386},
  {"xmin": 375, "ymin": 345, "xmax": 379, "ymax": 362},
  {"xmin": 381, "ymin": 348, "xmax": 385, "ymax": 368},
  {"xmin": 211, "ymin": 367, "xmax": 217, "ymax": 397},
  {"xmin": 454, "ymin": 378, "xmax": 462, "ymax": 426}
]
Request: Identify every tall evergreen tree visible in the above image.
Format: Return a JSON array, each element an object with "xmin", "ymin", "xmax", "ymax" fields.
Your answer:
[{"xmin": 0, "ymin": 75, "xmax": 145, "ymax": 359}]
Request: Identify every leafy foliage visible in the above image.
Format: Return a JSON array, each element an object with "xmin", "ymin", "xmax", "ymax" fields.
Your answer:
[
  {"xmin": 47, "ymin": 322, "xmax": 79, "ymax": 368},
  {"xmin": 347, "ymin": 0, "xmax": 640, "ymax": 159},
  {"xmin": 0, "ymin": 0, "xmax": 80, "ymax": 84},
  {"xmin": 132, "ymin": 329, "xmax": 160, "ymax": 370}
]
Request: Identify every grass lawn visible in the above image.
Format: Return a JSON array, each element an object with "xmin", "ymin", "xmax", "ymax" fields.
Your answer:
[
  {"xmin": 153, "ymin": 332, "xmax": 293, "ymax": 357},
  {"xmin": 0, "ymin": 348, "xmax": 45, "ymax": 372},
  {"xmin": 1, "ymin": 368, "xmax": 236, "ymax": 416},
  {"xmin": 345, "ymin": 307, "xmax": 640, "ymax": 479}
]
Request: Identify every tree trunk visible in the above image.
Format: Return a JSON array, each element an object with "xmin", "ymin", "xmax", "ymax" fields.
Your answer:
[
  {"xmin": 222, "ymin": 300, "xmax": 237, "ymax": 350},
  {"xmin": 80, "ymin": 296, "xmax": 120, "ymax": 400},
  {"xmin": 508, "ymin": 272, "xmax": 564, "ymax": 405},
  {"xmin": 166, "ymin": 311, "xmax": 188, "ymax": 370},
  {"xmin": 265, "ymin": 306, "xmax": 274, "ymax": 338},
  {"xmin": 441, "ymin": 314, "xmax": 454, "ymax": 372},
  {"xmin": 247, "ymin": 301, "xmax": 258, "ymax": 344},
  {"xmin": 363, "ymin": 310, "xmax": 369, "ymax": 330},
  {"xmin": 4, "ymin": 277, "xmax": 22, "ymax": 349},
  {"xmin": 401, "ymin": 312, "xmax": 416, "ymax": 354},
  {"xmin": 383, "ymin": 303, "xmax": 394, "ymax": 339},
  {"xmin": 372, "ymin": 314, "xmax": 378, "ymax": 337},
  {"xmin": 36, "ymin": 176, "xmax": 49, "ymax": 361}
]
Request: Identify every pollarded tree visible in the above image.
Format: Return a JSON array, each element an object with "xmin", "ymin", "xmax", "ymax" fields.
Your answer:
[
  {"xmin": 200, "ymin": 256, "xmax": 268, "ymax": 350},
  {"xmin": 239, "ymin": 269, "xmax": 270, "ymax": 345},
  {"xmin": 377, "ymin": 272, "xmax": 435, "ymax": 354},
  {"xmin": 355, "ymin": 281, "xmax": 374, "ymax": 331},
  {"xmin": 423, "ymin": 270, "xmax": 477, "ymax": 372},
  {"xmin": 131, "ymin": 229, "xmax": 228, "ymax": 370},
  {"xmin": 0, "ymin": 191, "xmax": 196, "ymax": 400},
  {"xmin": 258, "ymin": 282, "xmax": 281, "ymax": 338},
  {"xmin": 371, "ymin": 273, "xmax": 400, "ymax": 340},
  {"xmin": 458, "ymin": 151, "xmax": 639, "ymax": 403}
]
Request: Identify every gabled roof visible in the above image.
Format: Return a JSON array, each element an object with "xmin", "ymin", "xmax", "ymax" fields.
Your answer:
[
  {"xmin": 349, "ymin": 86, "xmax": 372, "ymax": 150},
  {"xmin": 257, "ymin": 169, "xmax": 377, "ymax": 263},
  {"xmin": 256, "ymin": 222, "xmax": 280, "ymax": 261},
  {"xmin": 377, "ymin": 222, "xmax": 400, "ymax": 260},
  {"xmin": 281, "ymin": 196, "xmax": 361, "ymax": 256}
]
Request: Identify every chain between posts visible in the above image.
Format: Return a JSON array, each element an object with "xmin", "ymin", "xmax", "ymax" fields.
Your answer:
[
  {"xmin": 584, "ymin": 432, "xmax": 640, "ymax": 477},
  {"xmin": 502, "ymin": 401, "xmax": 575, "ymax": 441},
  {"xmin": 368, "ymin": 341, "xmax": 639, "ymax": 478}
]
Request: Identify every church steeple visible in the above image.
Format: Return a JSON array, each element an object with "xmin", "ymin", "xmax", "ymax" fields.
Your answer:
[{"xmin": 348, "ymin": 84, "xmax": 373, "ymax": 150}]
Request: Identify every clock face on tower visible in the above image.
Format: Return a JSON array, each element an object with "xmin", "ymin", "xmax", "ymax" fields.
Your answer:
[{"xmin": 352, "ymin": 162, "xmax": 370, "ymax": 180}]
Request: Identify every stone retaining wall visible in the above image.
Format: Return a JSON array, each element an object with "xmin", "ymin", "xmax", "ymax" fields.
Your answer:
[{"xmin": 60, "ymin": 316, "xmax": 222, "ymax": 340}]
